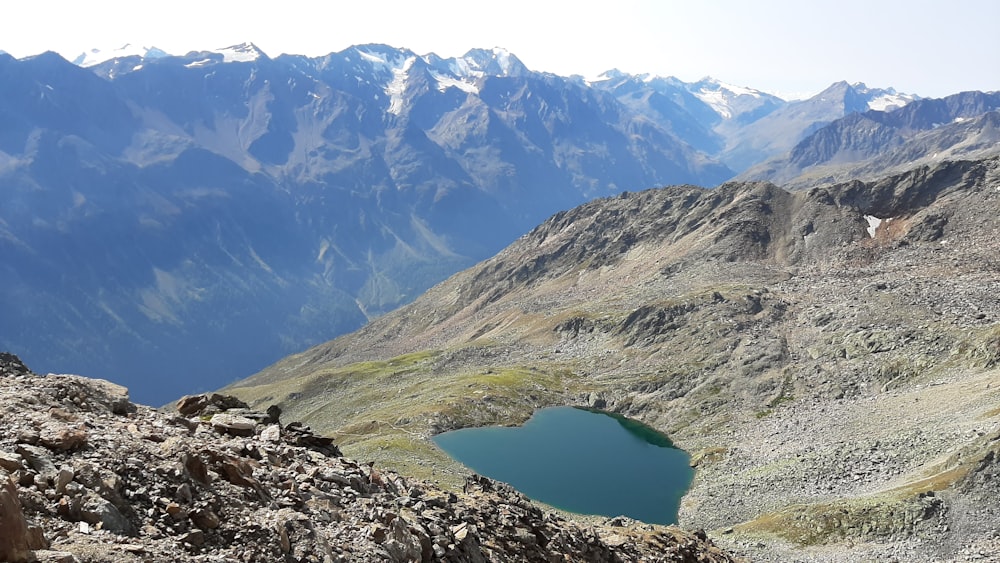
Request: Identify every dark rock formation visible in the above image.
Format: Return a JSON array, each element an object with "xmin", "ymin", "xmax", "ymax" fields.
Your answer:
[{"xmin": 0, "ymin": 353, "xmax": 31, "ymax": 378}]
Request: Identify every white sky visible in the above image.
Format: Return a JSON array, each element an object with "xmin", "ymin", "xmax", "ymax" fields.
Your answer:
[{"xmin": 2, "ymin": 0, "xmax": 997, "ymax": 100}]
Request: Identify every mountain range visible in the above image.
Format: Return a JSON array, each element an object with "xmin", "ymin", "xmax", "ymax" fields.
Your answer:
[
  {"xmin": 0, "ymin": 42, "xmax": 988, "ymax": 405},
  {"xmin": 739, "ymin": 90, "xmax": 1000, "ymax": 187}
]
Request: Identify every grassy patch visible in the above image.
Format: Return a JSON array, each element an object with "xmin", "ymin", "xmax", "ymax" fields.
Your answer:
[
  {"xmin": 736, "ymin": 493, "xmax": 943, "ymax": 546},
  {"xmin": 689, "ymin": 447, "xmax": 727, "ymax": 467},
  {"xmin": 229, "ymin": 348, "xmax": 590, "ymax": 489},
  {"xmin": 737, "ymin": 449, "xmax": 984, "ymax": 546}
]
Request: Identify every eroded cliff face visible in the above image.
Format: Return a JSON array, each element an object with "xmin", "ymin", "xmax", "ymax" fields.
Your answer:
[
  {"xmin": 0, "ymin": 354, "xmax": 740, "ymax": 562},
  {"xmin": 228, "ymin": 156, "xmax": 1000, "ymax": 561}
]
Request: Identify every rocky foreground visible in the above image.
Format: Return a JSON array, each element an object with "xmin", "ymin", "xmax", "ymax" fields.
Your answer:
[{"xmin": 0, "ymin": 353, "xmax": 740, "ymax": 563}]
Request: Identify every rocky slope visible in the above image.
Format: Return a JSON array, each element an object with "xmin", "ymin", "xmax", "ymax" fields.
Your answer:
[
  {"xmin": 0, "ymin": 353, "xmax": 739, "ymax": 562},
  {"xmin": 228, "ymin": 156, "xmax": 1000, "ymax": 561}
]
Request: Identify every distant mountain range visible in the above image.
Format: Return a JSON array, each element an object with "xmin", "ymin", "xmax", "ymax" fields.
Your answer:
[
  {"xmin": 1, "ymin": 42, "xmax": 993, "ymax": 404},
  {"xmin": 739, "ymin": 91, "xmax": 1000, "ymax": 187}
]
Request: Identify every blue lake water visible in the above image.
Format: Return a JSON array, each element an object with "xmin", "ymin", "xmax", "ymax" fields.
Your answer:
[{"xmin": 432, "ymin": 406, "xmax": 694, "ymax": 525}]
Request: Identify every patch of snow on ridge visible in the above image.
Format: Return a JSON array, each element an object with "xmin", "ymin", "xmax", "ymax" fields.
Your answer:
[
  {"xmin": 387, "ymin": 57, "xmax": 416, "ymax": 115},
  {"xmin": 706, "ymin": 79, "xmax": 762, "ymax": 99},
  {"xmin": 695, "ymin": 89, "xmax": 734, "ymax": 119},
  {"xmin": 355, "ymin": 46, "xmax": 410, "ymax": 73},
  {"xmin": 691, "ymin": 78, "xmax": 765, "ymax": 119},
  {"xmin": 445, "ymin": 57, "xmax": 482, "ymax": 80},
  {"xmin": 492, "ymin": 47, "xmax": 513, "ymax": 73},
  {"xmin": 358, "ymin": 50, "xmax": 389, "ymax": 65},
  {"xmin": 867, "ymin": 92, "xmax": 914, "ymax": 112},
  {"xmin": 864, "ymin": 215, "xmax": 883, "ymax": 238},
  {"xmin": 581, "ymin": 69, "xmax": 626, "ymax": 85},
  {"xmin": 432, "ymin": 72, "xmax": 478, "ymax": 94},
  {"xmin": 213, "ymin": 43, "xmax": 263, "ymax": 63}
]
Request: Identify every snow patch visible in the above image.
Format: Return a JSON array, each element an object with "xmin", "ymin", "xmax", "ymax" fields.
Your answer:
[
  {"xmin": 358, "ymin": 50, "xmax": 388, "ymax": 65},
  {"xmin": 445, "ymin": 57, "xmax": 482, "ymax": 79},
  {"xmin": 185, "ymin": 59, "xmax": 212, "ymax": 68},
  {"xmin": 386, "ymin": 57, "xmax": 416, "ymax": 115},
  {"xmin": 695, "ymin": 89, "xmax": 735, "ymax": 119},
  {"xmin": 867, "ymin": 93, "xmax": 913, "ymax": 112},
  {"xmin": 864, "ymin": 215, "xmax": 883, "ymax": 238},
  {"xmin": 212, "ymin": 43, "xmax": 263, "ymax": 63},
  {"xmin": 355, "ymin": 47, "xmax": 409, "ymax": 73},
  {"xmin": 702, "ymin": 78, "xmax": 762, "ymax": 99},
  {"xmin": 491, "ymin": 47, "xmax": 513, "ymax": 74},
  {"xmin": 691, "ymin": 78, "xmax": 765, "ymax": 119},
  {"xmin": 582, "ymin": 69, "xmax": 623, "ymax": 84},
  {"xmin": 431, "ymin": 72, "xmax": 478, "ymax": 94}
]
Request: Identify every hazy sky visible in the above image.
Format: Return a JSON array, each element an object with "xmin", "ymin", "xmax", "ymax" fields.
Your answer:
[{"xmin": 3, "ymin": 0, "xmax": 997, "ymax": 99}]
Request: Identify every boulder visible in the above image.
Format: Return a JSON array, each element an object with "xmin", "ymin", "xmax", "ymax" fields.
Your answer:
[
  {"xmin": 0, "ymin": 451, "xmax": 23, "ymax": 472},
  {"xmin": 209, "ymin": 413, "xmax": 256, "ymax": 437},
  {"xmin": 38, "ymin": 424, "xmax": 88, "ymax": 451},
  {"xmin": 0, "ymin": 475, "xmax": 48, "ymax": 562},
  {"xmin": 177, "ymin": 393, "xmax": 249, "ymax": 417}
]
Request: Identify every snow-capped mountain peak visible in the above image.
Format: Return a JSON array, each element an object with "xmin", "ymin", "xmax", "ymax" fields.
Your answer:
[
  {"xmin": 593, "ymin": 68, "xmax": 627, "ymax": 81},
  {"xmin": 456, "ymin": 47, "xmax": 527, "ymax": 78},
  {"xmin": 72, "ymin": 44, "xmax": 169, "ymax": 67},
  {"xmin": 850, "ymin": 82, "xmax": 919, "ymax": 112},
  {"xmin": 692, "ymin": 77, "xmax": 763, "ymax": 98},
  {"xmin": 416, "ymin": 47, "xmax": 527, "ymax": 96},
  {"xmin": 581, "ymin": 69, "xmax": 663, "ymax": 87},
  {"xmin": 344, "ymin": 44, "xmax": 416, "ymax": 80},
  {"xmin": 211, "ymin": 42, "xmax": 267, "ymax": 63},
  {"xmin": 688, "ymin": 77, "xmax": 775, "ymax": 119}
]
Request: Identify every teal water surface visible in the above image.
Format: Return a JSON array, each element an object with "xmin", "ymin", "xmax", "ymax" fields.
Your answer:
[{"xmin": 432, "ymin": 406, "xmax": 694, "ymax": 525}]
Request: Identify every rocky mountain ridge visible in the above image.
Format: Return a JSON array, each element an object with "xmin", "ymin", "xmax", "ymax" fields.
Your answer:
[
  {"xmin": 0, "ymin": 353, "xmax": 740, "ymax": 562},
  {"xmin": 228, "ymin": 156, "xmax": 1000, "ymax": 562}
]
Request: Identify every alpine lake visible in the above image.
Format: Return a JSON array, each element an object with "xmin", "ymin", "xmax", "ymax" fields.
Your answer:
[{"xmin": 432, "ymin": 406, "xmax": 694, "ymax": 525}]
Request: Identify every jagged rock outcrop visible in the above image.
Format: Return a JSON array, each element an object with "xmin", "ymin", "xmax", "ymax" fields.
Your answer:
[{"xmin": 0, "ymin": 354, "xmax": 740, "ymax": 562}]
